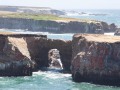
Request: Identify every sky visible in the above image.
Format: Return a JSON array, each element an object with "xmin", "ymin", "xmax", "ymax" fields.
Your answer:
[{"xmin": 0, "ymin": 0, "xmax": 120, "ymax": 9}]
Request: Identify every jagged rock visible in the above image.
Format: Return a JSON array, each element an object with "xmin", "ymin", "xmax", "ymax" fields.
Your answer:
[
  {"xmin": 114, "ymin": 28, "xmax": 120, "ymax": 36},
  {"xmin": 3, "ymin": 37, "xmax": 31, "ymax": 60},
  {"xmin": 25, "ymin": 37, "xmax": 72, "ymax": 71},
  {"xmin": 0, "ymin": 33, "xmax": 72, "ymax": 76},
  {"xmin": 71, "ymin": 34, "xmax": 120, "ymax": 86},
  {"xmin": 48, "ymin": 49, "xmax": 63, "ymax": 69},
  {"xmin": 0, "ymin": 34, "xmax": 46, "ymax": 76}
]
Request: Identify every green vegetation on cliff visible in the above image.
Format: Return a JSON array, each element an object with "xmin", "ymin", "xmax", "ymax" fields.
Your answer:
[
  {"xmin": 0, "ymin": 11, "xmax": 77, "ymax": 21},
  {"xmin": 0, "ymin": 11, "xmax": 99, "ymax": 22}
]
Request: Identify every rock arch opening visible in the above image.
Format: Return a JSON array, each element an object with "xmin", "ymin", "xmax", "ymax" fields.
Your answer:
[{"xmin": 48, "ymin": 49, "xmax": 63, "ymax": 69}]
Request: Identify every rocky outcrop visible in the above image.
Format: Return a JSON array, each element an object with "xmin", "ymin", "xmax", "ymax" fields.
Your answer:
[
  {"xmin": 0, "ymin": 17, "xmax": 116, "ymax": 33},
  {"xmin": 114, "ymin": 28, "xmax": 120, "ymax": 36},
  {"xmin": 0, "ymin": 33, "xmax": 72, "ymax": 76},
  {"xmin": 71, "ymin": 34, "xmax": 120, "ymax": 86},
  {"xmin": 0, "ymin": 34, "xmax": 46, "ymax": 76},
  {"xmin": 48, "ymin": 49, "xmax": 63, "ymax": 69},
  {"xmin": 25, "ymin": 37, "xmax": 72, "ymax": 71}
]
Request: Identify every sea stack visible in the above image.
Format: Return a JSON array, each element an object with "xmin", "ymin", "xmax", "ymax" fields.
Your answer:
[{"xmin": 71, "ymin": 34, "xmax": 120, "ymax": 86}]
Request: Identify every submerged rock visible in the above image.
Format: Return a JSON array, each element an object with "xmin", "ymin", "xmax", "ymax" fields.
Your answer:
[{"xmin": 71, "ymin": 34, "xmax": 120, "ymax": 86}]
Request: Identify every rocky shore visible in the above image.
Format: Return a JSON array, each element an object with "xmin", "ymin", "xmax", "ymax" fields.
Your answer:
[
  {"xmin": 1, "ymin": 32, "xmax": 120, "ymax": 86},
  {"xmin": 0, "ymin": 34, "xmax": 46, "ymax": 76},
  {"xmin": 71, "ymin": 34, "xmax": 120, "ymax": 86},
  {"xmin": 0, "ymin": 33, "xmax": 72, "ymax": 76},
  {"xmin": 0, "ymin": 17, "xmax": 117, "ymax": 34}
]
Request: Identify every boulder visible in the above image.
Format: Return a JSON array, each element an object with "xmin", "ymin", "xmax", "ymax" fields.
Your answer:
[
  {"xmin": 114, "ymin": 28, "xmax": 120, "ymax": 36},
  {"xmin": 109, "ymin": 23, "xmax": 117, "ymax": 32},
  {"xmin": 71, "ymin": 34, "xmax": 120, "ymax": 86}
]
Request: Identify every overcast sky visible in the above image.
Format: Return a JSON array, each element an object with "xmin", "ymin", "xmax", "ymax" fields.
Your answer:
[{"xmin": 0, "ymin": 0, "xmax": 120, "ymax": 9}]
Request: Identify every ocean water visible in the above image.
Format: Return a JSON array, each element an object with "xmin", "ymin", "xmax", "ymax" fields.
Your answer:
[
  {"xmin": 0, "ymin": 9, "xmax": 120, "ymax": 90},
  {"xmin": 0, "ymin": 29, "xmax": 74, "ymax": 40},
  {"xmin": 0, "ymin": 70, "xmax": 120, "ymax": 90},
  {"xmin": 64, "ymin": 9, "xmax": 120, "ymax": 27}
]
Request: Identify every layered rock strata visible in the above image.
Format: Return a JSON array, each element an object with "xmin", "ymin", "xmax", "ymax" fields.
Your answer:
[
  {"xmin": 0, "ymin": 17, "xmax": 116, "ymax": 33},
  {"xmin": 71, "ymin": 34, "xmax": 120, "ymax": 86}
]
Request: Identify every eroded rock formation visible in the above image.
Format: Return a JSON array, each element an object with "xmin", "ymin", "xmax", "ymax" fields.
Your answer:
[
  {"xmin": 0, "ymin": 17, "xmax": 117, "ymax": 33},
  {"xmin": 0, "ymin": 33, "xmax": 72, "ymax": 76},
  {"xmin": 71, "ymin": 34, "xmax": 120, "ymax": 86},
  {"xmin": 48, "ymin": 49, "xmax": 63, "ymax": 69},
  {"xmin": 25, "ymin": 37, "xmax": 72, "ymax": 71},
  {"xmin": 0, "ymin": 34, "xmax": 46, "ymax": 76}
]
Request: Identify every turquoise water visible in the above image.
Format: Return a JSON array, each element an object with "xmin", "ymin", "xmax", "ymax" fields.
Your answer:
[
  {"xmin": 0, "ymin": 29, "xmax": 74, "ymax": 40},
  {"xmin": 47, "ymin": 33, "xmax": 73, "ymax": 40},
  {"xmin": 0, "ymin": 9, "xmax": 120, "ymax": 90},
  {"xmin": 0, "ymin": 70, "xmax": 120, "ymax": 90}
]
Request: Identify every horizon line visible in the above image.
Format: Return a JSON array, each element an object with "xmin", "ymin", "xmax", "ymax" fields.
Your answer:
[{"xmin": 0, "ymin": 5, "xmax": 120, "ymax": 10}]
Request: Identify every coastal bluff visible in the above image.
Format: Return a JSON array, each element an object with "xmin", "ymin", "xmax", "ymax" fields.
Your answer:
[
  {"xmin": 0, "ymin": 17, "xmax": 117, "ymax": 33},
  {"xmin": 0, "ymin": 33, "xmax": 72, "ymax": 76},
  {"xmin": 1, "ymin": 32, "xmax": 120, "ymax": 86},
  {"xmin": 71, "ymin": 34, "xmax": 120, "ymax": 86}
]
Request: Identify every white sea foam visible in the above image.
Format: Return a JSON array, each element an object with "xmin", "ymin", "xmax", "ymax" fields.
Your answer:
[
  {"xmin": 104, "ymin": 32, "xmax": 114, "ymax": 36},
  {"xmin": 33, "ymin": 70, "xmax": 71, "ymax": 79}
]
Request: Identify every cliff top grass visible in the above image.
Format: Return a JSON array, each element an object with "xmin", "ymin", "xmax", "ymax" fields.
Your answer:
[
  {"xmin": 0, "ymin": 11, "xmax": 100, "ymax": 23},
  {"xmin": 74, "ymin": 34, "xmax": 120, "ymax": 43}
]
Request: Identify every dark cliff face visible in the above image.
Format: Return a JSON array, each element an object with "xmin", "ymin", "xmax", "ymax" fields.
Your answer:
[
  {"xmin": 0, "ymin": 34, "xmax": 72, "ymax": 76},
  {"xmin": 0, "ymin": 17, "xmax": 116, "ymax": 33},
  {"xmin": 0, "ymin": 34, "xmax": 40, "ymax": 76},
  {"xmin": 71, "ymin": 34, "xmax": 120, "ymax": 86},
  {"xmin": 25, "ymin": 37, "xmax": 72, "ymax": 71}
]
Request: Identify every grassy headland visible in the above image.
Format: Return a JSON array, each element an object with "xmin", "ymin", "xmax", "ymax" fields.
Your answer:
[{"xmin": 0, "ymin": 11, "xmax": 99, "ymax": 23}]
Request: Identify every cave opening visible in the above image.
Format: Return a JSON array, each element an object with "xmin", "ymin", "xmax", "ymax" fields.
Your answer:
[{"xmin": 48, "ymin": 49, "xmax": 63, "ymax": 69}]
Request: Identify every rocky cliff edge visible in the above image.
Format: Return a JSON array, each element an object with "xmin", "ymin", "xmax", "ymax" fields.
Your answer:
[
  {"xmin": 0, "ymin": 33, "xmax": 72, "ymax": 76},
  {"xmin": 72, "ymin": 34, "xmax": 120, "ymax": 86}
]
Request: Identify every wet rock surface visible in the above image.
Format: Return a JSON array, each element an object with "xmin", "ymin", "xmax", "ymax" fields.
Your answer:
[
  {"xmin": 71, "ymin": 34, "xmax": 120, "ymax": 86},
  {"xmin": 48, "ymin": 49, "xmax": 63, "ymax": 69}
]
